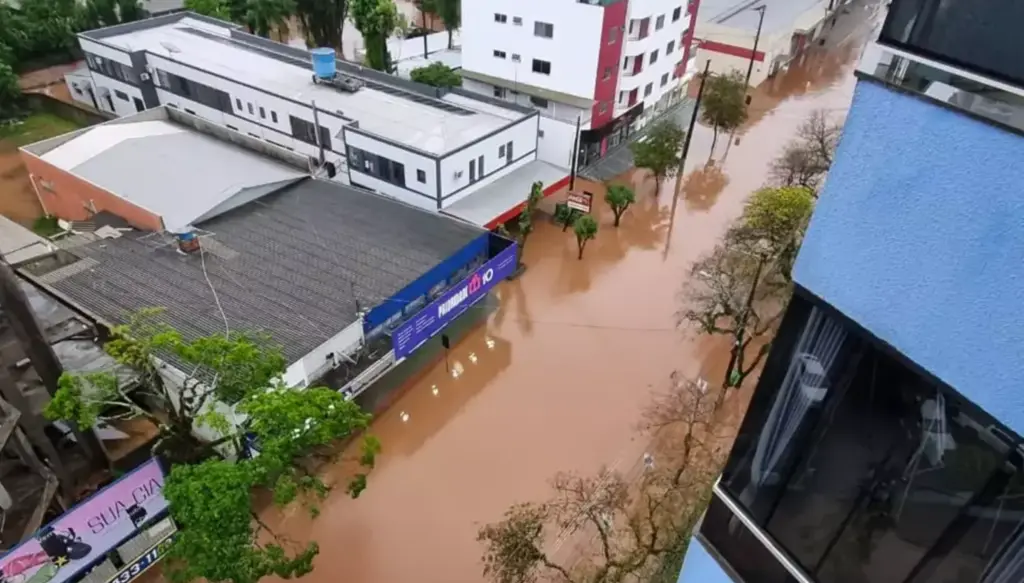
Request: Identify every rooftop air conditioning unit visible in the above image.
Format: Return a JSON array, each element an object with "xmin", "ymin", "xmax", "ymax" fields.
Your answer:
[
  {"xmin": 453, "ymin": 170, "xmax": 464, "ymax": 179},
  {"xmin": 140, "ymin": 72, "xmax": 151, "ymax": 82}
]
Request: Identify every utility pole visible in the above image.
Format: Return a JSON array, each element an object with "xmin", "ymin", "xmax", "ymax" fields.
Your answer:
[
  {"xmin": 569, "ymin": 115, "xmax": 582, "ymax": 191},
  {"xmin": 744, "ymin": 5, "xmax": 767, "ymax": 89},
  {"xmin": 664, "ymin": 60, "xmax": 711, "ymax": 260}
]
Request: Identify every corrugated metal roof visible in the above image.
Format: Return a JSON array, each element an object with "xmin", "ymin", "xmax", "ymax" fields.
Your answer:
[{"xmin": 32, "ymin": 178, "xmax": 484, "ymax": 365}]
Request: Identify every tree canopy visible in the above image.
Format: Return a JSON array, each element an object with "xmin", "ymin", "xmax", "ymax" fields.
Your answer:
[
  {"xmin": 573, "ymin": 214, "xmax": 598, "ymax": 260},
  {"xmin": 351, "ymin": 0, "xmax": 399, "ymax": 71},
  {"xmin": 0, "ymin": 61, "xmax": 22, "ymax": 121},
  {"xmin": 184, "ymin": 0, "xmax": 232, "ymax": 20},
  {"xmin": 434, "ymin": 0, "xmax": 459, "ymax": 49},
  {"xmin": 410, "ymin": 61, "xmax": 461, "ymax": 88},
  {"xmin": 630, "ymin": 121, "xmax": 685, "ymax": 189},
  {"xmin": 700, "ymin": 71, "xmax": 748, "ymax": 153},
  {"xmin": 44, "ymin": 308, "xmax": 380, "ymax": 583},
  {"xmin": 295, "ymin": 0, "xmax": 347, "ymax": 51},
  {"xmin": 604, "ymin": 183, "xmax": 635, "ymax": 227},
  {"xmin": 244, "ymin": 0, "xmax": 296, "ymax": 38},
  {"xmin": 768, "ymin": 109, "xmax": 843, "ymax": 193}
]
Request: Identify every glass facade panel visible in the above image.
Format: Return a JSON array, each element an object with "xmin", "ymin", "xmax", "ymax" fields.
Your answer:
[{"xmin": 710, "ymin": 292, "xmax": 1024, "ymax": 583}]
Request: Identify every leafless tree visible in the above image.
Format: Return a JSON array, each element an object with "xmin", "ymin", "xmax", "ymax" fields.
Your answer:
[
  {"xmin": 768, "ymin": 109, "xmax": 844, "ymax": 193},
  {"xmin": 679, "ymin": 235, "xmax": 789, "ymax": 393},
  {"xmin": 477, "ymin": 374, "xmax": 725, "ymax": 583}
]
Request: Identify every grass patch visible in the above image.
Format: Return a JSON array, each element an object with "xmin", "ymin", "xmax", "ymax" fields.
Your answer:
[
  {"xmin": 0, "ymin": 113, "xmax": 84, "ymax": 147},
  {"xmin": 32, "ymin": 215, "xmax": 61, "ymax": 237}
]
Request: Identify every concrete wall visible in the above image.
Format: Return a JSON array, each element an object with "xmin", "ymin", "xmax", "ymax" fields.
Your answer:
[
  {"xmin": 18, "ymin": 152, "xmax": 164, "ymax": 231},
  {"xmin": 439, "ymin": 114, "xmax": 539, "ymax": 205},
  {"xmin": 794, "ymin": 79, "xmax": 1024, "ymax": 434}
]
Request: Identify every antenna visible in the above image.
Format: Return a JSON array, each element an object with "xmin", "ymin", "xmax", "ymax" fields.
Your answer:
[{"xmin": 311, "ymin": 100, "xmax": 325, "ymax": 166}]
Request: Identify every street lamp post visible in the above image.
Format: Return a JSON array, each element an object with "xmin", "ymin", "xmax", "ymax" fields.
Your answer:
[{"xmin": 744, "ymin": 5, "xmax": 767, "ymax": 89}]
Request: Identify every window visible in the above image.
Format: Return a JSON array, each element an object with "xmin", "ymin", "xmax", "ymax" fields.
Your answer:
[
  {"xmin": 512, "ymin": 16, "xmax": 522, "ymax": 25},
  {"xmin": 534, "ymin": 21, "xmax": 554, "ymax": 38},
  {"xmin": 416, "ymin": 169, "xmax": 426, "ymax": 183},
  {"xmin": 498, "ymin": 144, "xmax": 506, "ymax": 158},
  {"xmin": 655, "ymin": 15, "xmax": 665, "ymax": 30},
  {"xmin": 532, "ymin": 59, "xmax": 552, "ymax": 75},
  {"xmin": 289, "ymin": 115, "xmax": 332, "ymax": 150},
  {"xmin": 84, "ymin": 54, "xmax": 138, "ymax": 84},
  {"xmin": 667, "ymin": 40, "xmax": 675, "ymax": 54},
  {"xmin": 271, "ymin": 111, "xmax": 278, "ymax": 123},
  {"xmin": 623, "ymin": 59, "xmax": 630, "ymax": 71},
  {"xmin": 644, "ymin": 83, "xmax": 653, "ymax": 96},
  {"xmin": 235, "ymin": 98, "xmax": 243, "ymax": 110},
  {"xmin": 226, "ymin": 124, "xmax": 238, "ymax": 131},
  {"xmin": 247, "ymin": 102, "xmax": 254, "ymax": 115},
  {"xmin": 493, "ymin": 86, "xmax": 506, "ymax": 98},
  {"xmin": 530, "ymin": 95, "xmax": 549, "ymax": 108},
  {"xmin": 538, "ymin": 129, "xmax": 545, "ymax": 138},
  {"xmin": 512, "ymin": 54, "xmax": 521, "ymax": 63},
  {"xmin": 672, "ymin": 6, "xmax": 682, "ymax": 21},
  {"xmin": 599, "ymin": 101, "xmax": 608, "ymax": 114},
  {"xmin": 349, "ymin": 146, "xmax": 405, "ymax": 187},
  {"xmin": 494, "ymin": 13, "xmax": 507, "ymax": 22},
  {"xmin": 650, "ymin": 49, "xmax": 659, "ymax": 64},
  {"xmin": 608, "ymin": 26, "xmax": 618, "ymax": 44},
  {"xmin": 158, "ymin": 70, "xmax": 233, "ymax": 113},
  {"xmin": 714, "ymin": 293, "xmax": 1024, "ymax": 583},
  {"xmin": 493, "ymin": 50, "xmax": 507, "ymax": 59},
  {"xmin": 661, "ymin": 73, "xmax": 669, "ymax": 86},
  {"xmin": 603, "ymin": 67, "xmax": 612, "ymax": 80},
  {"xmin": 259, "ymin": 106, "xmax": 266, "ymax": 119},
  {"xmin": 618, "ymin": 90, "xmax": 627, "ymax": 103},
  {"xmin": 184, "ymin": 108, "xmax": 196, "ymax": 115},
  {"xmin": 114, "ymin": 90, "xmax": 129, "ymax": 101},
  {"xmin": 156, "ymin": 70, "xmax": 170, "ymax": 88},
  {"xmin": 248, "ymin": 133, "xmax": 259, "ymax": 138}
]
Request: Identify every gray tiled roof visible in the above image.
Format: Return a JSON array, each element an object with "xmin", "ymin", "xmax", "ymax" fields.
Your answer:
[{"xmin": 34, "ymin": 178, "xmax": 484, "ymax": 364}]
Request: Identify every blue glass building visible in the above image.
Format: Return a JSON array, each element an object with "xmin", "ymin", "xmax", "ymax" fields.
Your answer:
[{"xmin": 677, "ymin": 1, "xmax": 1024, "ymax": 581}]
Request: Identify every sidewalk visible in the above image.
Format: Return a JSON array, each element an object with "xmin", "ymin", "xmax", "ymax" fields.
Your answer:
[{"xmin": 580, "ymin": 96, "xmax": 696, "ymax": 182}]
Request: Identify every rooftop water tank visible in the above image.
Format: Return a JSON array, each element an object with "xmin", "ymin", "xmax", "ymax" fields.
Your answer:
[{"xmin": 311, "ymin": 48, "xmax": 336, "ymax": 80}]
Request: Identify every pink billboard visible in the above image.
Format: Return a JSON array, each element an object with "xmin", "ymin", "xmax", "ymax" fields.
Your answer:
[{"xmin": 0, "ymin": 458, "xmax": 168, "ymax": 583}]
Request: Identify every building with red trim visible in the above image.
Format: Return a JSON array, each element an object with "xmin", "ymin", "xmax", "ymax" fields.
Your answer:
[
  {"xmin": 694, "ymin": 0, "xmax": 845, "ymax": 86},
  {"xmin": 460, "ymin": 0, "xmax": 700, "ymax": 172}
]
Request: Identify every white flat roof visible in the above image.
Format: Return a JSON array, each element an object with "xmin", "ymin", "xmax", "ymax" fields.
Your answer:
[
  {"xmin": 97, "ymin": 18, "xmax": 513, "ymax": 154},
  {"xmin": 39, "ymin": 119, "xmax": 304, "ymax": 232},
  {"xmin": 443, "ymin": 160, "xmax": 567, "ymax": 228}
]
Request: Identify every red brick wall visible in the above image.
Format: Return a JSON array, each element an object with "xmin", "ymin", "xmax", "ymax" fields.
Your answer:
[{"xmin": 19, "ymin": 151, "xmax": 165, "ymax": 232}]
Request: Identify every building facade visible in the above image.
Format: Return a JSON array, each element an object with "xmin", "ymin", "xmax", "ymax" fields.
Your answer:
[
  {"xmin": 62, "ymin": 13, "xmax": 550, "ymax": 224},
  {"xmin": 677, "ymin": 0, "xmax": 1024, "ymax": 581},
  {"xmin": 460, "ymin": 0, "xmax": 699, "ymax": 170},
  {"xmin": 693, "ymin": 0, "xmax": 844, "ymax": 87}
]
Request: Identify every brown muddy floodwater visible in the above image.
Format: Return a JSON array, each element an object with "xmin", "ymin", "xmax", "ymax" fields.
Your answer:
[{"xmin": 252, "ymin": 5, "xmax": 886, "ymax": 583}]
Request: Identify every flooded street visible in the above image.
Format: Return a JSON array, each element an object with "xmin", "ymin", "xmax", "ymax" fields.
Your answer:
[{"xmin": 268, "ymin": 4, "xmax": 884, "ymax": 582}]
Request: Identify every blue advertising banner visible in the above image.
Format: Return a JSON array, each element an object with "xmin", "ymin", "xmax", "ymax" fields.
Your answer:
[{"xmin": 393, "ymin": 243, "xmax": 517, "ymax": 359}]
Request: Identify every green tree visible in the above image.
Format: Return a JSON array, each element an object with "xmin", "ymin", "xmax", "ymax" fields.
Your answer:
[
  {"xmin": 351, "ymin": 0, "xmax": 398, "ymax": 72},
  {"xmin": 553, "ymin": 202, "xmax": 581, "ymax": 233},
  {"xmin": 0, "ymin": 61, "xmax": 22, "ymax": 122},
  {"xmin": 245, "ymin": 0, "xmax": 296, "ymax": 38},
  {"xmin": 117, "ymin": 0, "xmax": 142, "ymax": 22},
  {"xmin": 630, "ymin": 121, "xmax": 685, "ymax": 190},
  {"xmin": 44, "ymin": 309, "xmax": 380, "ymax": 583},
  {"xmin": 434, "ymin": 0, "xmax": 458, "ymax": 49},
  {"xmin": 573, "ymin": 214, "xmax": 597, "ymax": 260},
  {"xmin": 700, "ymin": 71, "xmax": 748, "ymax": 153},
  {"xmin": 735, "ymin": 185, "xmax": 814, "ymax": 279},
  {"xmin": 295, "ymin": 0, "xmax": 347, "ymax": 51},
  {"xmin": 410, "ymin": 62, "xmax": 461, "ymax": 88},
  {"xmin": 82, "ymin": 0, "xmax": 120, "ymax": 29},
  {"xmin": 11, "ymin": 0, "xmax": 80, "ymax": 61},
  {"xmin": 604, "ymin": 183, "xmax": 635, "ymax": 227},
  {"xmin": 185, "ymin": 0, "xmax": 232, "ymax": 19}
]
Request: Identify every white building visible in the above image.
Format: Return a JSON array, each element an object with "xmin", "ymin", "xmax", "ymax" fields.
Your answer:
[
  {"xmin": 693, "ymin": 0, "xmax": 846, "ymax": 86},
  {"xmin": 63, "ymin": 12, "xmax": 563, "ymax": 227},
  {"xmin": 460, "ymin": 0, "xmax": 700, "ymax": 169}
]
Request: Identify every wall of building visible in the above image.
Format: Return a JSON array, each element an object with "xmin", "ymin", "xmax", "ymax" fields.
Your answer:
[
  {"xmin": 19, "ymin": 152, "xmax": 165, "ymax": 231},
  {"xmin": 342, "ymin": 127, "xmax": 439, "ymax": 211},
  {"xmin": 461, "ymin": 0, "xmax": 606, "ymax": 101},
  {"xmin": 537, "ymin": 117, "xmax": 578, "ymax": 170},
  {"xmin": 438, "ymin": 115, "xmax": 539, "ymax": 205},
  {"xmin": 794, "ymin": 79, "xmax": 1024, "ymax": 434},
  {"xmin": 622, "ymin": 0, "xmax": 689, "ymax": 109},
  {"xmin": 591, "ymin": 0, "xmax": 629, "ymax": 128}
]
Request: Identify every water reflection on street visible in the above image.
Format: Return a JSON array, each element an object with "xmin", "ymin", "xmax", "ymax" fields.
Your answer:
[{"xmin": 261, "ymin": 6, "xmax": 883, "ymax": 582}]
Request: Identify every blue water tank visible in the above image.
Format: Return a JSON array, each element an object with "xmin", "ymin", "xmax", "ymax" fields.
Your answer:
[{"xmin": 311, "ymin": 48, "xmax": 336, "ymax": 79}]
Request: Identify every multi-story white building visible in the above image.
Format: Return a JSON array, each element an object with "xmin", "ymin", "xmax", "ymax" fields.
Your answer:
[
  {"xmin": 461, "ymin": 0, "xmax": 700, "ymax": 169},
  {"xmin": 62, "ymin": 13, "xmax": 564, "ymax": 226}
]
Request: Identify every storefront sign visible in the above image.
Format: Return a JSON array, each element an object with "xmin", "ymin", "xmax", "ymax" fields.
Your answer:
[
  {"xmin": 109, "ymin": 532, "xmax": 175, "ymax": 583},
  {"xmin": 567, "ymin": 191, "xmax": 593, "ymax": 213},
  {"xmin": 392, "ymin": 244, "xmax": 518, "ymax": 359},
  {"xmin": 0, "ymin": 459, "xmax": 168, "ymax": 583}
]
